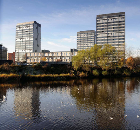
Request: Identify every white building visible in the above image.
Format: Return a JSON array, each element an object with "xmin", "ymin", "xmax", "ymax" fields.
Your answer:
[
  {"xmin": 26, "ymin": 49, "xmax": 78, "ymax": 65},
  {"xmin": 15, "ymin": 21, "xmax": 41, "ymax": 63}
]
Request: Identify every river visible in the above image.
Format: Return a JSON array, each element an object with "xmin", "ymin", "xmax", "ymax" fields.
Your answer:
[{"xmin": 0, "ymin": 77, "xmax": 140, "ymax": 129}]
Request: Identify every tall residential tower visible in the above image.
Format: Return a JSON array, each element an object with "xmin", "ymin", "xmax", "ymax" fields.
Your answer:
[
  {"xmin": 15, "ymin": 21, "xmax": 41, "ymax": 63},
  {"xmin": 77, "ymin": 30, "xmax": 95, "ymax": 51},
  {"xmin": 96, "ymin": 12, "xmax": 125, "ymax": 51}
]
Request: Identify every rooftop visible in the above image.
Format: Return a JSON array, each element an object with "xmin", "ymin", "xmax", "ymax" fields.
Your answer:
[
  {"xmin": 17, "ymin": 21, "xmax": 41, "ymax": 26},
  {"xmin": 97, "ymin": 12, "xmax": 125, "ymax": 17}
]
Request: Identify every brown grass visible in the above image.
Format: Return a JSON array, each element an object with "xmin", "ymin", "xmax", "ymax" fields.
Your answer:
[
  {"xmin": 27, "ymin": 73, "xmax": 72, "ymax": 78},
  {"xmin": 0, "ymin": 73, "xmax": 19, "ymax": 78}
]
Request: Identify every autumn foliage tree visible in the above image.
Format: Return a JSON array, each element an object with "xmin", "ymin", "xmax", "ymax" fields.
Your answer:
[
  {"xmin": 134, "ymin": 57, "xmax": 140, "ymax": 67},
  {"xmin": 72, "ymin": 44, "xmax": 118, "ymax": 70},
  {"xmin": 118, "ymin": 58, "xmax": 124, "ymax": 68},
  {"xmin": 56, "ymin": 59, "xmax": 62, "ymax": 62},
  {"xmin": 126, "ymin": 57, "xmax": 135, "ymax": 69},
  {"xmin": 40, "ymin": 57, "xmax": 46, "ymax": 62}
]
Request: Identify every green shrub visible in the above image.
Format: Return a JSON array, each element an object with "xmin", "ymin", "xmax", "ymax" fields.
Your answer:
[
  {"xmin": 132, "ymin": 68, "xmax": 137, "ymax": 73},
  {"xmin": 102, "ymin": 70, "xmax": 108, "ymax": 76},
  {"xmin": 123, "ymin": 70, "xmax": 131, "ymax": 76},
  {"xmin": 93, "ymin": 69, "xmax": 99, "ymax": 76},
  {"xmin": 114, "ymin": 70, "xmax": 121, "ymax": 75}
]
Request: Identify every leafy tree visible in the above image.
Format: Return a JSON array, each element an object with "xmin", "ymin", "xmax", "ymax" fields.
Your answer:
[
  {"xmin": 40, "ymin": 57, "xmax": 46, "ymax": 62},
  {"xmin": 82, "ymin": 64, "xmax": 91, "ymax": 72},
  {"xmin": 117, "ymin": 58, "xmax": 124, "ymax": 68},
  {"xmin": 126, "ymin": 56, "xmax": 135, "ymax": 69},
  {"xmin": 72, "ymin": 50, "xmax": 87, "ymax": 70},
  {"xmin": 56, "ymin": 59, "xmax": 62, "ymax": 62},
  {"xmin": 134, "ymin": 57, "xmax": 140, "ymax": 67},
  {"xmin": 90, "ymin": 44, "xmax": 102, "ymax": 65},
  {"xmin": 85, "ymin": 49, "xmax": 91, "ymax": 64},
  {"xmin": 72, "ymin": 55, "xmax": 81, "ymax": 70},
  {"xmin": 98, "ymin": 44, "xmax": 116, "ymax": 70},
  {"xmin": 72, "ymin": 44, "xmax": 125, "ymax": 70}
]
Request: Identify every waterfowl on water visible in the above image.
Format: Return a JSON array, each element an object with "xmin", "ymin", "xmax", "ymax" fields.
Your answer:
[{"xmin": 1, "ymin": 95, "xmax": 7, "ymax": 102}]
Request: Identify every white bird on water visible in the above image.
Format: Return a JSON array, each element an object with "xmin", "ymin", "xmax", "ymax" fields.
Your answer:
[
  {"xmin": 2, "ymin": 95, "xmax": 7, "ymax": 102},
  {"xmin": 137, "ymin": 115, "xmax": 139, "ymax": 118},
  {"xmin": 110, "ymin": 117, "xmax": 113, "ymax": 120}
]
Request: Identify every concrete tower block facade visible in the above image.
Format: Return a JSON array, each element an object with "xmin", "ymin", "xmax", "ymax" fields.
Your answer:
[
  {"xmin": 15, "ymin": 21, "xmax": 41, "ymax": 63},
  {"xmin": 77, "ymin": 30, "xmax": 95, "ymax": 51},
  {"xmin": 96, "ymin": 12, "xmax": 125, "ymax": 52}
]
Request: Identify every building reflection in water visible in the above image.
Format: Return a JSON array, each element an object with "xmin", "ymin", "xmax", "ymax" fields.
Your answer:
[
  {"xmin": 2, "ymin": 78, "xmax": 139, "ymax": 129},
  {"xmin": 126, "ymin": 78, "xmax": 140, "ymax": 94},
  {"xmin": 70, "ymin": 78, "xmax": 126, "ymax": 129},
  {"xmin": 0, "ymin": 87, "xmax": 7, "ymax": 101},
  {"xmin": 14, "ymin": 87, "xmax": 40, "ymax": 121}
]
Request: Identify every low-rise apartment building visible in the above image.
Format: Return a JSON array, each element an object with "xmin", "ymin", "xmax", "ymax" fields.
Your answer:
[{"xmin": 26, "ymin": 49, "xmax": 78, "ymax": 65}]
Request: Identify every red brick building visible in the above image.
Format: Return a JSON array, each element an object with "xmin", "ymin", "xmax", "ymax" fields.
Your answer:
[{"xmin": 8, "ymin": 52, "xmax": 15, "ymax": 64}]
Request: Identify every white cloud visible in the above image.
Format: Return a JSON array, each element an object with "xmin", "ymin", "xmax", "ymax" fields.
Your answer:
[
  {"xmin": 60, "ymin": 36, "xmax": 76, "ymax": 43},
  {"xmin": 18, "ymin": 7, "xmax": 23, "ymax": 10},
  {"xmin": 39, "ymin": 2, "xmax": 140, "ymax": 27},
  {"xmin": 136, "ymin": 33, "xmax": 140, "ymax": 38},
  {"xmin": 130, "ymin": 38, "xmax": 136, "ymax": 41},
  {"xmin": 47, "ymin": 41, "xmax": 69, "ymax": 48},
  {"xmin": 47, "ymin": 41, "xmax": 59, "ymax": 46},
  {"xmin": 2, "ymin": 1, "xmax": 140, "ymax": 53},
  {"xmin": 117, "ymin": 0, "xmax": 120, "ymax": 3},
  {"xmin": 41, "ymin": 41, "xmax": 71, "ymax": 52}
]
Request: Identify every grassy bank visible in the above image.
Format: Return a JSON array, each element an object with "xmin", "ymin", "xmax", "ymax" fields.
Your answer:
[
  {"xmin": 0, "ymin": 73, "xmax": 75, "ymax": 82},
  {"xmin": 0, "ymin": 68, "xmax": 140, "ymax": 82},
  {"xmin": 0, "ymin": 61, "xmax": 140, "ymax": 82}
]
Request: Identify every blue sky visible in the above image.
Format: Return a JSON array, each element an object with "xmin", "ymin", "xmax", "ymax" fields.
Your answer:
[{"xmin": 0, "ymin": 0, "xmax": 140, "ymax": 53}]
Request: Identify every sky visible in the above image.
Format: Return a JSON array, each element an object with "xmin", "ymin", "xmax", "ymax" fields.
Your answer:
[{"xmin": 0, "ymin": 0, "xmax": 140, "ymax": 53}]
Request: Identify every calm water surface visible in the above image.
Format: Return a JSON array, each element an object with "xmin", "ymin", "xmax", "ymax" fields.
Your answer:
[{"xmin": 0, "ymin": 77, "xmax": 140, "ymax": 129}]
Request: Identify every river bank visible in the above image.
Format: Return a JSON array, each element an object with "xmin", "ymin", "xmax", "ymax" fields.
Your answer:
[
  {"xmin": 0, "ymin": 63, "xmax": 140, "ymax": 82},
  {"xmin": 0, "ymin": 70, "xmax": 140, "ymax": 83}
]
